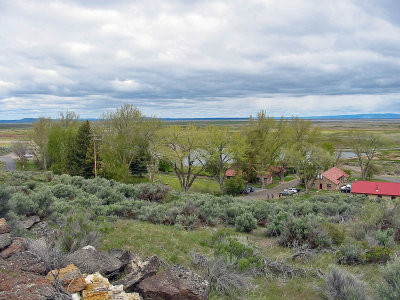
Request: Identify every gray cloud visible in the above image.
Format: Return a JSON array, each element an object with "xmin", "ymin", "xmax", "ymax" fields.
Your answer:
[{"xmin": 0, "ymin": 0, "xmax": 399, "ymax": 119}]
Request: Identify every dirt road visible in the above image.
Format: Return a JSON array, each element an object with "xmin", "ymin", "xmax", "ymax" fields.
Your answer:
[
  {"xmin": 240, "ymin": 179, "xmax": 301, "ymax": 200},
  {"xmin": 0, "ymin": 154, "xmax": 16, "ymax": 170}
]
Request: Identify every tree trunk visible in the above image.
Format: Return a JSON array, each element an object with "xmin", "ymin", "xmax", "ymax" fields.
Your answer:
[
  {"xmin": 261, "ymin": 175, "xmax": 266, "ymax": 189},
  {"xmin": 43, "ymin": 155, "xmax": 47, "ymax": 171}
]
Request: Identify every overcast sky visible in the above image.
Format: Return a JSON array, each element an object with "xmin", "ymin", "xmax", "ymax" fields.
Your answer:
[{"xmin": 1, "ymin": 0, "xmax": 400, "ymax": 119}]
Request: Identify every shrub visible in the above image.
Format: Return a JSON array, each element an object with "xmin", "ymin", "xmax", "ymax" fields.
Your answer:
[
  {"xmin": 322, "ymin": 223, "xmax": 346, "ymax": 245},
  {"xmin": 224, "ymin": 176, "xmax": 245, "ymax": 196},
  {"xmin": 96, "ymin": 186, "xmax": 124, "ymax": 205},
  {"xmin": 0, "ymin": 185, "xmax": 12, "ymax": 216},
  {"xmin": 8, "ymin": 192, "xmax": 38, "ymax": 216},
  {"xmin": 265, "ymin": 210, "xmax": 290, "ymax": 237},
  {"xmin": 375, "ymin": 229, "xmax": 396, "ymax": 249},
  {"xmin": 191, "ymin": 252, "xmax": 252, "ymax": 298},
  {"xmin": 60, "ymin": 211, "xmax": 101, "ymax": 252},
  {"xmin": 51, "ymin": 184, "xmax": 78, "ymax": 199},
  {"xmin": 24, "ymin": 238, "xmax": 66, "ymax": 271},
  {"xmin": 116, "ymin": 184, "xmax": 137, "ymax": 198},
  {"xmin": 138, "ymin": 204, "xmax": 166, "ymax": 224},
  {"xmin": 235, "ymin": 213, "xmax": 257, "ymax": 233},
  {"xmin": 338, "ymin": 240, "xmax": 365, "ymax": 265},
  {"xmin": 32, "ymin": 188, "xmax": 56, "ymax": 217},
  {"xmin": 377, "ymin": 258, "xmax": 400, "ymax": 300},
  {"xmin": 364, "ymin": 246, "xmax": 392, "ymax": 264},
  {"xmin": 135, "ymin": 183, "xmax": 170, "ymax": 202},
  {"xmin": 278, "ymin": 215, "xmax": 331, "ymax": 249},
  {"xmin": 324, "ymin": 267, "xmax": 369, "ymax": 300}
]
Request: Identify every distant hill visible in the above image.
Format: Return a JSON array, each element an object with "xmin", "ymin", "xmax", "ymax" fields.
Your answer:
[{"xmin": 1, "ymin": 113, "xmax": 400, "ymax": 123}]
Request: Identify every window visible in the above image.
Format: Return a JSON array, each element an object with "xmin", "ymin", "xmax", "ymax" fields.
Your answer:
[
  {"xmin": 378, "ymin": 195, "xmax": 382, "ymax": 198},
  {"xmin": 327, "ymin": 184, "xmax": 331, "ymax": 189},
  {"xmin": 392, "ymin": 196, "xmax": 396, "ymax": 200},
  {"xmin": 311, "ymin": 183, "xmax": 315, "ymax": 187}
]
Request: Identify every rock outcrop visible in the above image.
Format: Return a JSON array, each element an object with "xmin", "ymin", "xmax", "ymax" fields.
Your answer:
[
  {"xmin": 0, "ymin": 218, "xmax": 11, "ymax": 234},
  {"xmin": 114, "ymin": 255, "xmax": 160, "ymax": 291},
  {"xmin": 0, "ymin": 218, "xmax": 210, "ymax": 300},
  {"xmin": 0, "ymin": 232, "xmax": 12, "ymax": 250},
  {"xmin": 0, "ymin": 237, "xmax": 24, "ymax": 258},
  {"xmin": 65, "ymin": 246, "xmax": 125, "ymax": 278},
  {"xmin": 46, "ymin": 264, "xmax": 88, "ymax": 293},
  {"xmin": 83, "ymin": 272, "xmax": 142, "ymax": 300},
  {"xmin": 19, "ymin": 215, "xmax": 41, "ymax": 229},
  {"xmin": 137, "ymin": 265, "xmax": 210, "ymax": 300}
]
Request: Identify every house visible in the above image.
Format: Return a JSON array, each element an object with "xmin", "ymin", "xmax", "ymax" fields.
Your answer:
[
  {"xmin": 225, "ymin": 168, "xmax": 273, "ymax": 185},
  {"xmin": 308, "ymin": 167, "xmax": 349, "ymax": 190},
  {"xmin": 225, "ymin": 168, "xmax": 240, "ymax": 179},
  {"xmin": 351, "ymin": 181, "xmax": 400, "ymax": 200}
]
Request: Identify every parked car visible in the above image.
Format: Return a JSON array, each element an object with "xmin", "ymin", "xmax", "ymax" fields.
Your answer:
[
  {"xmin": 240, "ymin": 186, "xmax": 254, "ymax": 194},
  {"xmin": 279, "ymin": 190, "xmax": 293, "ymax": 197},
  {"xmin": 287, "ymin": 188, "xmax": 299, "ymax": 194},
  {"xmin": 341, "ymin": 184, "xmax": 351, "ymax": 193}
]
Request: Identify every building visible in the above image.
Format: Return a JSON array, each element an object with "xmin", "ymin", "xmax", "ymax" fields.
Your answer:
[
  {"xmin": 225, "ymin": 168, "xmax": 273, "ymax": 185},
  {"xmin": 308, "ymin": 167, "xmax": 349, "ymax": 191},
  {"xmin": 351, "ymin": 181, "xmax": 400, "ymax": 200}
]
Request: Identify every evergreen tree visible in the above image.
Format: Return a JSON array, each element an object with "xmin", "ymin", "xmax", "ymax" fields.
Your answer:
[{"xmin": 67, "ymin": 121, "xmax": 94, "ymax": 178}]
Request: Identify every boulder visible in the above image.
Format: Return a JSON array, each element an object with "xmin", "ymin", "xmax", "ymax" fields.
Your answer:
[
  {"xmin": 0, "ymin": 218, "xmax": 11, "ymax": 234},
  {"xmin": 83, "ymin": 272, "xmax": 142, "ymax": 300},
  {"xmin": 30, "ymin": 221, "xmax": 58, "ymax": 242},
  {"xmin": 137, "ymin": 265, "xmax": 210, "ymax": 300},
  {"xmin": 46, "ymin": 264, "xmax": 88, "ymax": 293},
  {"xmin": 20, "ymin": 215, "xmax": 41, "ymax": 229},
  {"xmin": 65, "ymin": 246, "xmax": 124, "ymax": 278},
  {"xmin": 10, "ymin": 251, "xmax": 47, "ymax": 275},
  {"xmin": 114, "ymin": 255, "xmax": 160, "ymax": 291},
  {"xmin": 0, "ymin": 237, "xmax": 24, "ymax": 258},
  {"xmin": 0, "ymin": 256, "xmax": 56, "ymax": 300},
  {"xmin": 0, "ymin": 233, "xmax": 12, "ymax": 250}
]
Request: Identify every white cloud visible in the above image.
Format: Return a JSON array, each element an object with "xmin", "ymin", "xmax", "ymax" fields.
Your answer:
[{"xmin": 0, "ymin": 0, "xmax": 399, "ymax": 119}]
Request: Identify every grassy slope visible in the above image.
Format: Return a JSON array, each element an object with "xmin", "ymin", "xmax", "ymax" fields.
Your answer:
[{"xmin": 101, "ymin": 220, "xmax": 381, "ymax": 300}]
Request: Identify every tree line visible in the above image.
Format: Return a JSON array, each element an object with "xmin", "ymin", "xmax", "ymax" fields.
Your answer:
[{"xmin": 27, "ymin": 104, "xmax": 387, "ymax": 192}]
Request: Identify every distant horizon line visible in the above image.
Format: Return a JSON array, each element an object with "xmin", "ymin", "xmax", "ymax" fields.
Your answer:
[{"xmin": 1, "ymin": 113, "xmax": 400, "ymax": 123}]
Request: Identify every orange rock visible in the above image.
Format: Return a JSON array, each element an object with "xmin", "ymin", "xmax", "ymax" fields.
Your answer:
[
  {"xmin": 46, "ymin": 264, "xmax": 87, "ymax": 293},
  {"xmin": 0, "ymin": 237, "xmax": 24, "ymax": 258},
  {"xmin": 0, "ymin": 218, "xmax": 11, "ymax": 234},
  {"xmin": 83, "ymin": 273, "xmax": 110, "ymax": 300}
]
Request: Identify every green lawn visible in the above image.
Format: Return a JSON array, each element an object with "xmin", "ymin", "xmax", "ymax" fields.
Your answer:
[
  {"xmin": 156, "ymin": 173, "xmax": 221, "ymax": 194},
  {"xmin": 16, "ymin": 160, "xmax": 41, "ymax": 171}
]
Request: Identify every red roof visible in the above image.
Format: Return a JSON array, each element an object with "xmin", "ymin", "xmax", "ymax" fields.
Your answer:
[
  {"xmin": 225, "ymin": 169, "xmax": 237, "ymax": 177},
  {"xmin": 322, "ymin": 167, "xmax": 349, "ymax": 185},
  {"xmin": 351, "ymin": 181, "xmax": 400, "ymax": 196}
]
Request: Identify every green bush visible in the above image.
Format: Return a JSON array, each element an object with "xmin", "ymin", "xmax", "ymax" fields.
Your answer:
[
  {"xmin": 235, "ymin": 213, "xmax": 257, "ymax": 233},
  {"xmin": 375, "ymin": 229, "xmax": 396, "ymax": 249},
  {"xmin": 60, "ymin": 210, "xmax": 101, "ymax": 252},
  {"xmin": 51, "ymin": 184, "xmax": 78, "ymax": 199},
  {"xmin": 278, "ymin": 215, "xmax": 331, "ymax": 249},
  {"xmin": 322, "ymin": 223, "xmax": 346, "ymax": 245},
  {"xmin": 338, "ymin": 240, "xmax": 365, "ymax": 265},
  {"xmin": 134, "ymin": 183, "xmax": 170, "ymax": 202},
  {"xmin": 8, "ymin": 192, "xmax": 38, "ymax": 216},
  {"xmin": 364, "ymin": 246, "xmax": 392, "ymax": 264},
  {"xmin": 224, "ymin": 176, "xmax": 245, "ymax": 196},
  {"xmin": 0, "ymin": 185, "xmax": 12, "ymax": 216},
  {"xmin": 377, "ymin": 258, "xmax": 400, "ymax": 300},
  {"xmin": 265, "ymin": 210, "xmax": 290, "ymax": 237}
]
